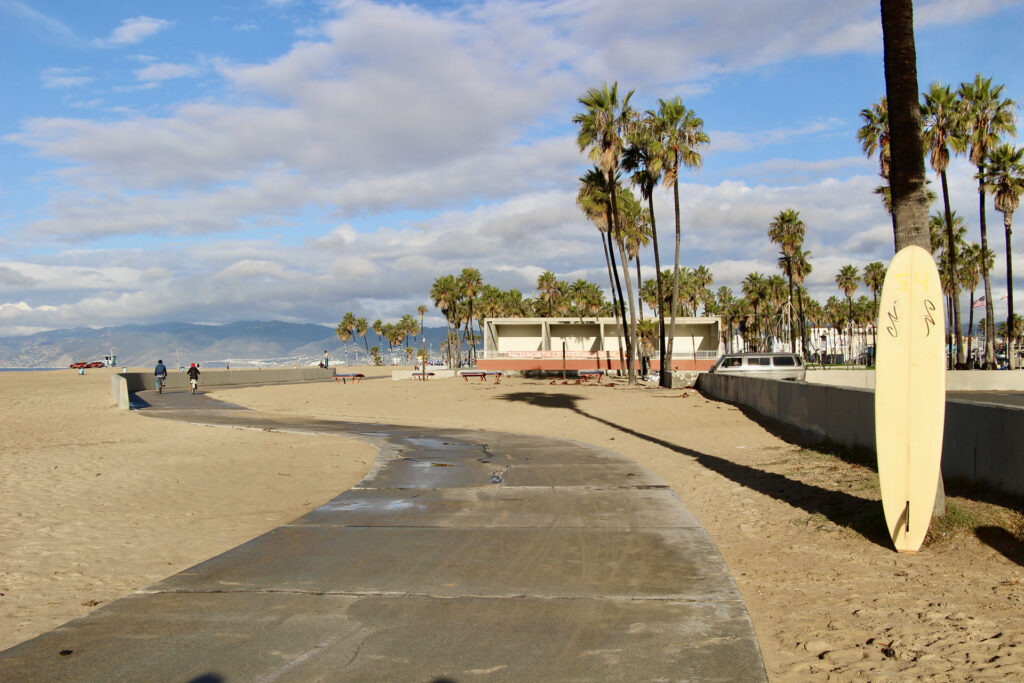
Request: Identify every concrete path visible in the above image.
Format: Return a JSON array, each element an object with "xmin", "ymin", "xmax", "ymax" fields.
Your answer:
[{"xmin": 1, "ymin": 389, "xmax": 767, "ymax": 681}]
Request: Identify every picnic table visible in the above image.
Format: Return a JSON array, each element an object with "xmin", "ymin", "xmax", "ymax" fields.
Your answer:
[
  {"xmin": 578, "ymin": 370, "xmax": 604, "ymax": 382},
  {"xmin": 334, "ymin": 373, "xmax": 365, "ymax": 384},
  {"xmin": 460, "ymin": 371, "xmax": 502, "ymax": 384}
]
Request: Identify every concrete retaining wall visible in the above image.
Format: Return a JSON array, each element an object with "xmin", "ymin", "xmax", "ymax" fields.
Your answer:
[
  {"xmin": 696, "ymin": 373, "xmax": 1024, "ymax": 499},
  {"xmin": 112, "ymin": 367, "xmax": 335, "ymax": 407},
  {"xmin": 807, "ymin": 368, "xmax": 1024, "ymax": 390}
]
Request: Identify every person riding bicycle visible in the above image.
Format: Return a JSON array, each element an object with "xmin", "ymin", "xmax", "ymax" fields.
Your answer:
[
  {"xmin": 154, "ymin": 359, "xmax": 168, "ymax": 391},
  {"xmin": 187, "ymin": 362, "xmax": 200, "ymax": 391}
]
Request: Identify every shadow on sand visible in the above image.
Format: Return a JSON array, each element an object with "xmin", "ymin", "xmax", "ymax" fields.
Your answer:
[{"xmin": 499, "ymin": 391, "xmax": 892, "ymax": 550}]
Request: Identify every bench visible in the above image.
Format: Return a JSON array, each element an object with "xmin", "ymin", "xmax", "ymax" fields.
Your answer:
[
  {"xmin": 460, "ymin": 371, "xmax": 502, "ymax": 384},
  {"xmin": 334, "ymin": 373, "xmax": 365, "ymax": 384},
  {"xmin": 412, "ymin": 372, "xmax": 435, "ymax": 380},
  {"xmin": 578, "ymin": 370, "xmax": 604, "ymax": 383}
]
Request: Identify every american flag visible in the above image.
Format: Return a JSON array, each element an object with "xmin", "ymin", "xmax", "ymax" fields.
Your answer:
[{"xmin": 973, "ymin": 295, "xmax": 986, "ymax": 308}]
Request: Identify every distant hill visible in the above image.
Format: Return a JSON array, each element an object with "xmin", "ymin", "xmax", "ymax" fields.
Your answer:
[{"xmin": 0, "ymin": 321, "xmax": 452, "ymax": 368}]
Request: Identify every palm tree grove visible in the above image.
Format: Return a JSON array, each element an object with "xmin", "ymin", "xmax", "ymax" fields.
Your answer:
[{"xmin": 344, "ymin": 75, "xmax": 1019, "ymax": 375}]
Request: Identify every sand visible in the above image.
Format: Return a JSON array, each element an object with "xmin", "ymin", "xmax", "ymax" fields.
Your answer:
[
  {"xmin": 0, "ymin": 369, "xmax": 376, "ymax": 651},
  {"xmin": 3, "ymin": 367, "xmax": 1023, "ymax": 680}
]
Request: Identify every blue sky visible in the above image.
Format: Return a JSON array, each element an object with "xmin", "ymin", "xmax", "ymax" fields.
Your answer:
[{"xmin": 1, "ymin": 0, "xmax": 1022, "ymax": 335}]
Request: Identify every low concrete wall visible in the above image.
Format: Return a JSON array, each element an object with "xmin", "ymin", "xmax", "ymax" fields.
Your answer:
[
  {"xmin": 696, "ymin": 373, "xmax": 1024, "ymax": 499},
  {"xmin": 807, "ymin": 369, "xmax": 1024, "ymax": 391},
  {"xmin": 112, "ymin": 367, "xmax": 335, "ymax": 406}
]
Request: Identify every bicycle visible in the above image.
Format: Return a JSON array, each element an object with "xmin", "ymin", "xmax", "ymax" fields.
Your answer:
[
  {"xmin": 156, "ymin": 375, "xmax": 166, "ymax": 394},
  {"xmin": 190, "ymin": 377, "xmax": 198, "ymax": 395}
]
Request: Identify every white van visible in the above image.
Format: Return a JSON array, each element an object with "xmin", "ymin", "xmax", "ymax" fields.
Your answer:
[{"xmin": 708, "ymin": 352, "xmax": 806, "ymax": 381}]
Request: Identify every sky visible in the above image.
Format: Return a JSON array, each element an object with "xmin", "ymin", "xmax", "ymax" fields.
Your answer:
[{"xmin": 1, "ymin": 0, "xmax": 1023, "ymax": 336}]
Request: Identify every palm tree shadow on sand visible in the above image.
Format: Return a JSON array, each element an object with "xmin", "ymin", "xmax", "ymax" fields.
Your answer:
[{"xmin": 499, "ymin": 391, "xmax": 892, "ymax": 549}]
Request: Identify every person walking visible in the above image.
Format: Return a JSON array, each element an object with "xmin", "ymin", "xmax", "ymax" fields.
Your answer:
[
  {"xmin": 187, "ymin": 362, "xmax": 200, "ymax": 394},
  {"xmin": 154, "ymin": 359, "xmax": 168, "ymax": 393}
]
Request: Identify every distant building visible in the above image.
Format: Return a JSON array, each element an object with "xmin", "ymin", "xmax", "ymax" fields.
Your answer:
[{"xmin": 477, "ymin": 316, "xmax": 723, "ymax": 372}]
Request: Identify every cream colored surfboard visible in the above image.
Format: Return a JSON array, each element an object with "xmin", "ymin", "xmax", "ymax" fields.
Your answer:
[{"xmin": 875, "ymin": 245, "xmax": 945, "ymax": 553}]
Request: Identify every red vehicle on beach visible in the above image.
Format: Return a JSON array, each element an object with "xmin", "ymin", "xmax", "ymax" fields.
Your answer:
[{"xmin": 69, "ymin": 361, "xmax": 105, "ymax": 369}]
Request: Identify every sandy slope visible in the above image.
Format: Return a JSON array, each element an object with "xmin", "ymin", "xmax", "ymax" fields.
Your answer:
[{"xmin": 3, "ymin": 367, "xmax": 1023, "ymax": 680}]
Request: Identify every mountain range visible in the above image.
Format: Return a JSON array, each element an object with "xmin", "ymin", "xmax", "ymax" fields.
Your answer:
[{"xmin": 0, "ymin": 321, "xmax": 452, "ymax": 369}]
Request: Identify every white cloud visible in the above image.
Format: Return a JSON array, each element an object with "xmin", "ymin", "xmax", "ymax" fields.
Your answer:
[
  {"xmin": 93, "ymin": 16, "xmax": 173, "ymax": 48},
  {"xmin": 134, "ymin": 62, "xmax": 202, "ymax": 81},
  {"xmin": 41, "ymin": 67, "xmax": 92, "ymax": 89}
]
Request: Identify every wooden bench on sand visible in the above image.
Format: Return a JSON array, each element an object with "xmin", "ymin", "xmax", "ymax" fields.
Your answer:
[
  {"xmin": 334, "ymin": 373, "xmax": 365, "ymax": 384},
  {"xmin": 578, "ymin": 370, "xmax": 604, "ymax": 382},
  {"xmin": 412, "ymin": 372, "xmax": 435, "ymax": 380},
  {"xmin": 460, "ymin": 371, "xmax": 502, "ymax": 384}
]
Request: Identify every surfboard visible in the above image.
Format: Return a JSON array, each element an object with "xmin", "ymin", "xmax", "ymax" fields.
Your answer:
[{"xmin": 874, "ymin": 245, "xmax": 946, "ymax": 553}]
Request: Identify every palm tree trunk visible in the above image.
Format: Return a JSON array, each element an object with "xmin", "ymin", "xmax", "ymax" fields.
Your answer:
[
  {"xmin": 646, "ymin": 195, "xmax": 670, "ymax": 387},
  {"xmin": 1005, "ymin": 214, "xmax": 1016, "ymax": 369},
  {"xmin": 617, "ymin": 238, "xmax": 640, "ymax": 382},
  {"xmin": 608, "ymin": 178, "xmax": 637, "ymax": 384},
  {"xmin": 786, "ymin": 261, "xmax": 796, "ymax": 353},
  {"xmin": 978, "ymin": 179, "xmax": 997, "ymax": 369},
  {"xmin": 599, "ymin": 231, "xmax": 627, "ymax": 372},
  {"xmin": 881, "ymin": 0, "xmax": 931, "ymax": 252},
  {"xmin": 798, "ymin": 291, "xmax": 808, "ymax": 361},
  {"xmin": 967, "ymin": 291, "xmax": 976, "ymax": 367},
  {"xmin": 667, "ymin": 176, "xmax": 681, "ymax": 374},
  {"xmin": 605, "ymin": 209, "xmax": 630, "ymax": 376},
  {"xmin": 939, "ymin": 170, "xmax": 964, "ymax": 366},
  {"xmin": 635, "ymin": 255, "xmax": 644, "ymax": 322}
]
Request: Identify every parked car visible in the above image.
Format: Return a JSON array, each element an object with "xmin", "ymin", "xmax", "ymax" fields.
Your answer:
[{"xmin": 708, "ymin": 352, "xmax": 806, "ymax": 381}]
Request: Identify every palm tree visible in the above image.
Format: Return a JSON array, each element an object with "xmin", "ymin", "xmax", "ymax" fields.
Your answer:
[
  {"xmin": 958, "ymin": 74, "xmax": 1017, "ymax": 369},
  {"xmin": 536, "ymin": 270, "xmax": 559, "ymax": 317},
  {"xmin": 836, "ymin": 265, "xmax": 860, "ymax": 363},
  {"xmin": 652, "ymin": 96, "xmax": 709, "ymax": 374},
  {"xmin": 978, "ymin": 142, "xmax": 1024, "ymax": 369},
  {"xmin": 858, "ymin": 97, "xmax": 891, "ymax": 178},
  {"xmin": 430, "ymin": 275, "xmax": 458, "ymax": 368},
  {"xmin": 355, "ymin": 317, "xmax": 370, "ymax": 362},
  {"xmin": 741, "ymin": 272, "xmax": 768, "ymax": 351},
  {"xmin": 880, "ymin": 0, "xmax": 932, "ymax": 252},
  {"xmin": 622, "ymin": 115, "xmax": 671, "ymax": 386},
  {"xmin": 416, "ymin": 305, "xmax": 428, "ymax": 375},
  {"xmin": 578, "ymin": 167, "xmax": 629, "ymax": 374},
  {"xmin": 791, "ymin": 247, "xmax": 813, "ymax": 359},
  {"xmin": 922, "ymin": 81, "xmax": 965, "ymax": 365},
  {"xmin": 574, "ymin": 82, "xmax": 639, "ymax": 382},
  {"xmin": 338, "ymin": 311, "xmax": 357, "ymax": 363},
  {"xmin": 959, "ymin": 242, "xmax": 988, "ymax": 367},
  {"xmin": 863, "ymin": 261, "xmax": 886, "ymax": 365},
  {"xmin": 768, "ymin": 209, "xmax": 805, "ymax": 354},
  {"xmin": 458, "ymin": 268, "xmax": 483, "ymax": 365}
]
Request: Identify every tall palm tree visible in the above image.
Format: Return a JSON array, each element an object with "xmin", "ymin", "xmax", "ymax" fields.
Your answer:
[
  {"xmin": 577, "ymin": 167, "xmax": 630, "ymax": 376},
  {"xmin": 863, "ymin": 261, "xmax": 886, "ymax": 365},
  {"xmin": 622, "ymin": 115, "xmax": 671, "ymax": 385},
  {"xmin": 958, "ymin": 74, "xmax": 1017, "ymax": 369},
  {"xmin": 536, "ymin": 270, "xmax": 559, "ymax": 317},
  {"xmin": 768, "ymin": 208, "xmax": 805, "ymax": 354},
  {"xmin": 429, "ymin": 275, "xmax": 458, "ymax": 368},
  {"xmin": 338, "ymin": 311, "xmax": 357, "ymax": 362},
  {"xmin": 575, "ymin": 82, "xmax": 639, "ymax": 382},
  {"xmin": 741, "ymin": 272, "xmax": 768, "ymax": 351},
  {"xmin": 880, "ymin": 0, "xmax": 932, "ymax": 253},
  {"xmin": 355, "ymin": 317, "xmax": 370, "ymax": 362},
  {"xmin": 652, "ymin": 96, "xmax": 709, "ymax": 376},
  {"xmin": 789, "ymin": 247, "xmax": 812, "ymax": 358},
  {"xmin": 858, "ymin": 97, "xmax": 891, "ymax": 179},
  {"xmin": 416, "ymin": 305, "xmax": 428, "ymax": 375},
  {"xmin": 959, "ymin": 242, "xmax": 987, "ymax": 367},
  {"xmin": 836, "ymin": 265, "xmax": 860, "ymax": 363},
  {"xmin": 922, "ymin": 81, "xmax": 965, "ymax": 365},
  {"xmin": 978, "ymin": 142, "xmax": 1024, "ymax": 369}
]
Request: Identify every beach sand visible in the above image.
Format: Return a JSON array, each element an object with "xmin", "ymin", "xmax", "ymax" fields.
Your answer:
[
  {"xmin": 3, "ymin": 367, "xmax": 1023, "ymax": 680},
  {"xmin": 0, "ymin": 369, "xmax": 376, "ymax": 651}
]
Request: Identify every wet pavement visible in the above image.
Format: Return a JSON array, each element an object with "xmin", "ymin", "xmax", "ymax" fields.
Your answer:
[{"xmin": 1, "ymin": 388, "xmax": 767, "ymax": 681}]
